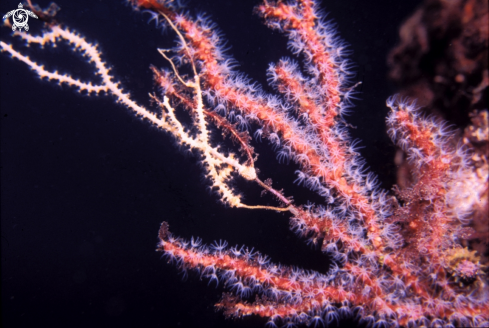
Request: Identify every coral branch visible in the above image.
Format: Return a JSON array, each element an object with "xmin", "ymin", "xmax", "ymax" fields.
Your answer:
[{"xmin": 2, "ymin": 0, "xmax": 487, "ymax": 327}]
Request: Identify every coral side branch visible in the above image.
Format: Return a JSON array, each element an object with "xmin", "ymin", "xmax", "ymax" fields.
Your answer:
[
  {"xmin": 157, "ymin": 222, "xmax": 357, "ymax": 321},
  {"xmin": 2, "ymin": 0, "xmax": 488, "ymax": 327}
]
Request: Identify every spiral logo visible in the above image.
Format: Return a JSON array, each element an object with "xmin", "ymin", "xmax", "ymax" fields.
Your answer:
[
  {"xmin": 13, "ymin": 10, "xmax": 28, "ymax": 25},
  {"xmin": 3, "ymin": 3, "xmax": 38, "ymax": 32}
]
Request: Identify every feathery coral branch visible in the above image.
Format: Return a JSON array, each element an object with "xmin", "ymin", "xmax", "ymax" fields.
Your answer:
[{"xmin": 1, "ymin": 0, "xmax": 487, "ymax": 327}]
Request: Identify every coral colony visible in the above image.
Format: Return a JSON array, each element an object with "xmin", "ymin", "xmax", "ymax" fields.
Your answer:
[{"xmin": 1, "ymin": 0, "xmax": 488, "ymax": 327}]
